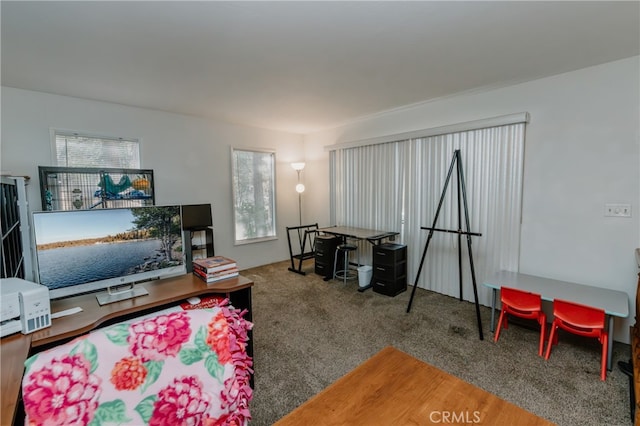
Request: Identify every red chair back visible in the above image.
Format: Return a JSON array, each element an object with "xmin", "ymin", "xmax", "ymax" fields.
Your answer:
[
  {"xmin": 501, "ymin": 287, "xmax": 542, "ymax": 312},
  {"xmin": 553, "ymin": 299, "xmax": 605, "ymax": 334},
  {"xmin": 545, "ymin": 298, "xmax": 608, "ymax": 380},
  {"xmin": 494, "ymin": 286, "xmax": 546, "ymax": 356}
]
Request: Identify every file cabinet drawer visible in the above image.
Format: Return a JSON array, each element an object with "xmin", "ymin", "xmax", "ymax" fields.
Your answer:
[
  {"xmin": 315, "ymin": 262, "xmax": 332, "ymax": 277},
  {"xmin": 315, "ymin": 235, "xmax": 340, "ymax": 252},
  {"xmin": 314, "ymin": 250, "xmax": 334, "ymax": 264},
  {"xmin": 373, "ymin": 261, "xmax": 406, "ymax": 281},
  {"xmin": 373, "ymin": 243, "xmax": 407, "ymax": 266},
  {"xmin": 372, "ymin": 276, "xmax": 407, "ymax": 297}
]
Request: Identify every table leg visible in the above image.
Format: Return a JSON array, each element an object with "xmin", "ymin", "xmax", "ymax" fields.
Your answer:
[
  {"xmin": 607, "ymin": 315, "xmax": 614, "ymax": 371},
  {"xmin": 490, "ymin": 288, "xmax": 497, "ymax": 332}
]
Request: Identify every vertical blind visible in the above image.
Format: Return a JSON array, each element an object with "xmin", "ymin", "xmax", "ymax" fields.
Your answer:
[{"xmin": 329, "ymin": 120, "xmax": 526, "ymax": 307}]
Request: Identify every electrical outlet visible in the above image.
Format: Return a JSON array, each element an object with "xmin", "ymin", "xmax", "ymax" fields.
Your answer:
[{"xmin": 604, "ymin": 203, "xmax": 632, "ymax": 217}]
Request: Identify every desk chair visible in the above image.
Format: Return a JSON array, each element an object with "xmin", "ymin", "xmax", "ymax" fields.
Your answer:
[
  {"xmin": 544, "ymin": 299, "xmax": 608, "ymax": 381},
  {"xmin": 333, "ymin": 243, "xmax": 359, "ymax": 284},
  {"xmin": 493, "ymin": 286, "xmax": 546, "ymax": 356}
]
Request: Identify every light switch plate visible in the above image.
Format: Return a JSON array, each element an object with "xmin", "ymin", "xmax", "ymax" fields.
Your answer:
[{"xmin": 604, "ymin": 203, "xmax": 632, "ymax": 217}]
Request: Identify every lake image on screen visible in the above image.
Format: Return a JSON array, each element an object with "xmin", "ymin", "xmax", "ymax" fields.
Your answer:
[{"xmin": 37, "ymin": 240, "xmax": 164, "ymax": 289}]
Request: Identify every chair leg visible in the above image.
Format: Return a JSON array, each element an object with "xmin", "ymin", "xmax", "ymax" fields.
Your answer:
[
  {"xmin": 332, "ymin": 248, "xmax": 339, "ymax": 280},
  {"xmin": 545, "ymin": 322, "xmax": 558, "ymax": 360},
  {"xmin": 538, "ymin": 317, "xmax": 546, "ymax": 357},
  {"xmin": 494, "ymin": 309, "xmax": 507, "ymax": 342},
  {"xmin": 600, "ymin": 334, "xmax": 608, "ymax": 381}
]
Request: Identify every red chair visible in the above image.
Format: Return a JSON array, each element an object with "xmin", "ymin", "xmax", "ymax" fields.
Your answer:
[
  {"xmin": 544, "ymin": 299, "xmax": 608, "ymax": 381},
  {"xmin": 494, "ymin": 287, "xmax": 546, "ymax": 356}
]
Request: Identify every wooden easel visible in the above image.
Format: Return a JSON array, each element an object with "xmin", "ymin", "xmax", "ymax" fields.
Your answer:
[{"xmin": 406, "ymin": 150, "xmax": 484, "ymax": 340}]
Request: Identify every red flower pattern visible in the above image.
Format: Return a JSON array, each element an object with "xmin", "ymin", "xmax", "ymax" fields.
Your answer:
[
  {"xmin": 128, "ymin": 311, "xmax": 191, "ymax": 362},
  {"xmin": 204, "ymin": 412, "xmax": 244, "ymax": 426},
  {"xmin": 207, "ymin": 311, "xmax": 232, "ymax": 364},
  {"xmin": 22, "ymin": 354, "xmax": 101, "ymax": 425},
  {"xmin": 149, "ymin": 376, "xmax": 211, "ymax": 426},
  {"xmin": 110, "ymin": 356, "xmax": 148, "ymax": 391},
  {"xmin": 23, "ymin": 302, "xmax": 254, "ymax": 426}
]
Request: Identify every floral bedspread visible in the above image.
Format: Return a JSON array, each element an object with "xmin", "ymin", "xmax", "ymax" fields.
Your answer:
[{"xmin": 22, "ymin": 299, "xmax": 253, "ymax": 426}]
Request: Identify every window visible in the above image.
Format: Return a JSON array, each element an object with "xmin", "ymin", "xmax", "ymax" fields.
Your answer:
[
  {"xmin": 231, "ymin": 148, "xmax": 277, "ymax": 244},
  {"xmin": 330, "ymin": 118, "xmax": 526, "ymax": 308},
  {"xmin": 45, "ymin": 130, "xmax": 147, "ymax": 211},
  {"xmin": 53, "ymin": 131, "xmax": 140, "ymax": 168}
]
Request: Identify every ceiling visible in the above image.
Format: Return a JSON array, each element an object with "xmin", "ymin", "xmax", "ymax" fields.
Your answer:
[{"xmin": 2, "ymin": 1, "xmax": 639, "ymax": 134}]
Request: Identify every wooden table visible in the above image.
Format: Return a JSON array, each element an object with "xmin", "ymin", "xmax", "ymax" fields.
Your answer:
[
  {"xmin": 0, "ymin": 273, "xmax": 253, "ymax": 426},
  {"xmin": 275, "ymin": 346, "xmax": 555, "ymax": 425},
  {"xmin": 483, "ymin": 270, "xmax": 629, "ymax": 370}
]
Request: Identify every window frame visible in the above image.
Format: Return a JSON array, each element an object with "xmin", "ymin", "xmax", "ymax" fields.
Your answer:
[{"xmin": 230, "ymin": 147, "xmax": 278, "ymax": 245}]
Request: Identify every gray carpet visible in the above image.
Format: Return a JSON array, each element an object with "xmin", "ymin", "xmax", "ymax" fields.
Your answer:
[{"xmin": 243, "ymin": 261, "xmax": 631, "ymax": 426}]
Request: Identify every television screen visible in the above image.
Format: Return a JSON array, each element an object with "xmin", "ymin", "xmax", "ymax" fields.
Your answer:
[
  {"xmin": 181, "ymin": 203, "xmax": 213, "ymax": 230},
  {"xmin": 32, "ymin": 205, "xmax": 186, "ymax": 302}
]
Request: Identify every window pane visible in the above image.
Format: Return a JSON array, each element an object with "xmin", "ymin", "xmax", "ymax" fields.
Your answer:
[
  {"xmin": 55, "ymin": 133, "xmax": 140, "ymax": 168},
  {"xmin": 232, "ymin": 148, "xmax": 277, "ymax": 243}
]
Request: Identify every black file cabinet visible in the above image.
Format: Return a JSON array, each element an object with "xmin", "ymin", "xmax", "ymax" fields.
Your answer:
[
  {"xmin": 314, "ymin": 235, "xmax": 341, "ymax": 278},
  {"xmin": 372, "ymin": 243, "xmax": 407, "ymax": 296}
]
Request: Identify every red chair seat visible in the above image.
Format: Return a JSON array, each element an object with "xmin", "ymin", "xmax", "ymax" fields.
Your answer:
[
  {"xmin": 494, "ymin": 287, "xmax": 546, "ymax": 356},
  {"xmin": 544, "ymin": 299, "xmax": 608, "ymax": 380}
]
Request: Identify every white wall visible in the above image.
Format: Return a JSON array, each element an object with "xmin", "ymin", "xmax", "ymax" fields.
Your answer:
[
  {"xmin": 3, "ymin": 57, "xmax": 638, "ymax": 342},
  {"xmin": 304, "ymin": 56, "xmax": 640, "ymax": 343},
  {"xmin": 1, "ymin": 87, "xmax": 305, "ymax": 270}
]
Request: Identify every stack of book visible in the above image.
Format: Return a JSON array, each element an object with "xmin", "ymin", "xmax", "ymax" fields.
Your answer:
[{"xmin": 192, "ymin": 256, "xmax": 239, "ymax": 283}]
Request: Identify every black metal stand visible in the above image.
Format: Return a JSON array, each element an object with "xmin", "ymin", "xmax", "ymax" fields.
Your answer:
[
  {"xmin": 406, "ymin": 149, "xmax": 484, "ymax": 340},
  {"xmin": 286, "ymin": 223, "xmax": 319, "ymax": 275}
]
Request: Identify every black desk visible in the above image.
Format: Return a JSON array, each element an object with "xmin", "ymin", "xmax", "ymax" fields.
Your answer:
[{"xmin": 318, "ymin": 226, "xmax": 399, "ymax": 291}]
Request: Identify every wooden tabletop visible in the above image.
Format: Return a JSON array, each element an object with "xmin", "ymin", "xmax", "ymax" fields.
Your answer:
[
  {"xmin": 31, "ymin": 273, "xmax": 253, "ymax": 347},
  {"xmin": 275, "ymin": 346, "xmax": 555, "ymax": 426},
  {"xmin": 318, "ymin": 226, "xmax": 398, "ymax": 241}
]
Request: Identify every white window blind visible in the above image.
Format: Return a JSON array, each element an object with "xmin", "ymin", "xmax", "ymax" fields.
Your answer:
[{"xmin": 54, "ymin": 132, "xmax": 140, "ymax": 168}]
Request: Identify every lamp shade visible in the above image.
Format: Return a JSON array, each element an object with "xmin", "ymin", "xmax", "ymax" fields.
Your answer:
[
  {"xmin": 291, "ymin": 162, "xmax": 306, "ymax": 171},
  {"xmin": 295, "ymin": 183, "xmax": 305, "ymax": 193}
]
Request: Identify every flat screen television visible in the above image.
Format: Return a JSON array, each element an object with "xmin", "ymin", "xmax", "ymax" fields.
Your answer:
[
  {"xmin": 32, "ymin": 205, "xmax": 186, "ymax": 305},
  {"xmin": 181, "ymin": 203, "xmax": 213, "ymax": 230}
]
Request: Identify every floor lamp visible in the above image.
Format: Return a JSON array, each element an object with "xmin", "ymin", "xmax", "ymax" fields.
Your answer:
[{"xmin": 291, "ymin": 162, "xmax": 305, "ymax": 225}]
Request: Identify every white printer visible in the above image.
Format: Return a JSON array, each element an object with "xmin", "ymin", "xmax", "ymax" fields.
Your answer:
[{"xmin": 0, "ymin": 277, "xmax": 51, "ymax": 337}]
